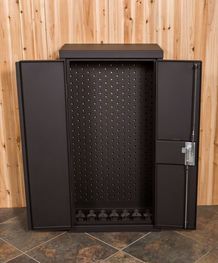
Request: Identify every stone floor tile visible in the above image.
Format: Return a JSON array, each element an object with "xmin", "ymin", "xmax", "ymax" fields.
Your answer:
[
  {"xmin": 104, "ymin": 251, "xmax": 144, "ymax": 262},
  {"xmin": 27, "ymin": 232, "xmax": 117, "ymax": 263},
  {"xmin": 197, "ymin": 247, "xmax": 218, "ymax": 263},
  {"xmin": 0, "ymin": 211, "xmax": 62, "ymax": 251},
  {"xmin": 0, "ymin": 208, "xmax": 25, "ymax": 224},
  {"xmin": 0, "ymin": 239, "xmax": 21, "ymax": 263},
  {"xmin": 179, "ymin": 205, "xmax": 218, "ymax": 246},
  {"xmin": 124, "ymin": 231, "xmax": 211, "ymax": 263}
]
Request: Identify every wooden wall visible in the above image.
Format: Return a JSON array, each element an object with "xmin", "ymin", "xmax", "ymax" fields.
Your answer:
[{"xmin": 0, "ymin": 0, "xmax": 217, "ymax": 207}]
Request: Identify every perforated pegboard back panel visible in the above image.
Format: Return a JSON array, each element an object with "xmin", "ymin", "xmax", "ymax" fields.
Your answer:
[{"xmin": 68, "ymin": 61, "xmax": 154, "ymax": 212}]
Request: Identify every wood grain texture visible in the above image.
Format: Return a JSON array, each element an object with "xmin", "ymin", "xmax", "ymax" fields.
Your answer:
[{"xmin": 0, "ymin": 0, "xmax": 217, "ymax": 207}]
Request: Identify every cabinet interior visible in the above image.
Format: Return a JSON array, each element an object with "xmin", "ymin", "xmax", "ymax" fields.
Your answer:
[{"xmin": 68, "ymin": 61, "xmax": 155, "ymax": 225}]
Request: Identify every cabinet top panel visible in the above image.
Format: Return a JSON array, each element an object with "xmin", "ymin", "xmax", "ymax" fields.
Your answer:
[{"xmin": 59, "ymin": 44, "xmax": 163, "ymax": 59}]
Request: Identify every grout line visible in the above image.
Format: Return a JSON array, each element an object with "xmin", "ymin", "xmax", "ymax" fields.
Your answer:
[
  {"xmin": 85, "ymin": 232, "xmax": 119, "ymax": 251},
  {"xmin": 4, "ymin": 253, "xmax": 25, "ymax": 263},
  {"xmin": 24, "ymin": 232, "xmax": 66, "ymax": 254},
  {"xmin": 22, "ymin": 253, "xmax": 40, "ymax": 263},
  {"xmin": 86, "ymin": 232, "xmax": 151, "ymax": 252},
  {"xmin": 86, "ymin": 232, "xmax": 150, "ymax": 262},
  {"xmin": 0, "ymin": 238, "xmax": 36, "ymax": 263},
  {"xmin": 175, "ymin": 231, "xmax": 209, "ymax": 245},
  {"xmin": 1, "ymin": 237, "xmax": 40, "ymax": 263},
  {"xmin": 0, "ymin": 216, "xmax": 19, "ymax": 225},
  {"xmin": 0, "ymin": 237, "xmax": 25, "ymax": 254},
  {"xmin": 2, "ymin": 231, "xmax": 65, "ymax": 263},
  {"xmin": 121, "ymin": 232, "xmax": 151, "ymax": 251},
  {"xmin": 102, "ymin": 250, "xmax": 147, "ymax": 263},
  {"xmin": 4, "ymin": 252, "xmax": 40, "ymax": 263},
  {"xmin": 122, "ymin": 250, "xmax": 147, "ymax": 263},
  {"xmin": 194, "ymin": 248, "xmax": 214, "ymax": 263},
  {"xmin": 102, "ymin": 250, "xmax": 121, "ymax": 262}
]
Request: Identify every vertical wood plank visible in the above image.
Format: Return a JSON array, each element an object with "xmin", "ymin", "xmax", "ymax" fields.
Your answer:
[
  {"xmin": 108, "ymin": 0, "xmax": 125, "ymax": 43},
  {"xmin": 214, "ymin": 107, "xmax": 218, "ymax": 203},
  {"xmin": 124, "ymin": 0, "xmax": 134, "ymax": 43},
  {"xmin": 144, "ymin": 0, "xmax": 158, "ymax": 43},
  {"xmin": 19, "ymin": 0, "xmax": 47, "ymax": 59},
  {"xmin": 123, "ymin": 0, "xmax": 146, "ymax": 44},
  {"xmin": 45, "ymin": 0, "xmax": 60, "ymax": 58},
  {"xmin": 45, "ymin": 0, "xmax": 72, "ymax": 58},
  {"xmin": 7, "ymin": 0, "xmax": 25, "ymax": 207},
  {"xmin": 0, "ymin": 0, "xmax": 24, "ymax": 207},
  {"xmin": 156, "ymin": 0, "xmax": 175, "ymax": 58},
  {"xmin": 172, "ymin": 0, "xmax": 181, "ymax": 59},
  {"xmin": 70, "ymin": 0, "xmax": 84, "ymax": 43},
  {"xmin": 179, "ymin": 0, "xmax": 195, "ymax": 59},
  {"xmin": 134, "ymin": 0, "xmax": 145, "ymax": 43},
  {"xmin": 197, "ymin": 0, "xmax": 218, "ymax": 204},
  {"xmin": 70, "ymin": 0, "xmax": 97, "ymax": 43},
  {"xmin": 0, "ymin": 0, "xmax": 11, "ymax": 208},
  {"xmin": 95, "ymin": 0, "xmax": 109, "ymax": 43},
  {"xmin": 191, "ymin": 1, "xmax": 208, "ymax": 204}
]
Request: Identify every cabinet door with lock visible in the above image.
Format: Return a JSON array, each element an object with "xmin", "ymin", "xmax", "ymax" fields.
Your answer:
[{"xmin": 155, "ymin": 61, "xmax": 201, "ymax": 229}]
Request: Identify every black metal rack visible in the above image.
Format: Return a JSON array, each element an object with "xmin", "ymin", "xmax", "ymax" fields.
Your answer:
[{"xmin": 16, "ymin": 44, "xmax": 201, "ymax": 231}]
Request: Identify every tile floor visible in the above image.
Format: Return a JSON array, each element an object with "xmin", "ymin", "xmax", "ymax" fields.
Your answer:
[{"xmin": 0, "ymin": 206, "xmax": 217, "ymax": 263}]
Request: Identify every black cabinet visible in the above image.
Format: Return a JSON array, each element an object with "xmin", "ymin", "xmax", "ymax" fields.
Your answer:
[{"xmin": 16, "ymin": 44, "xmax": 201, "ymax": 231}]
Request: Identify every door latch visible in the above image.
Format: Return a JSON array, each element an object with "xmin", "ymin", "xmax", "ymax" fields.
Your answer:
[{"xmin": 181, "ymin": 142, "xmax": 195, "ymax": 166}]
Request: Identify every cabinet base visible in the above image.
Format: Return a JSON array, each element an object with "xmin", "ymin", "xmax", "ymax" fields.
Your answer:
[{"xmin": 32, "ymin": 224, "xmax": 195, "ymax": 232}]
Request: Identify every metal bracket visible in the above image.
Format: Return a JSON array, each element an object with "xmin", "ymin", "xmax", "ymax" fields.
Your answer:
[{"xmin": 181, "ymin": 142, "xmax": 195, "ymax": 166}]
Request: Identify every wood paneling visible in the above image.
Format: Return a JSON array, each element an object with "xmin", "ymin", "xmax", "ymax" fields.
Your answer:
[{"xmin": 0, "ymin": 0, "xmax": 217, "ymax": 207}]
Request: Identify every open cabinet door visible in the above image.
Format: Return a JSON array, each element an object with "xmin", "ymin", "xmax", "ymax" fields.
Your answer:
[
  {"xmin": 16, "ymin": 61, "xmax": 71, "ymax": 229},
  {"xmin": 155, "ymin": 61, "xmax": 201, "ymax": 229}
]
